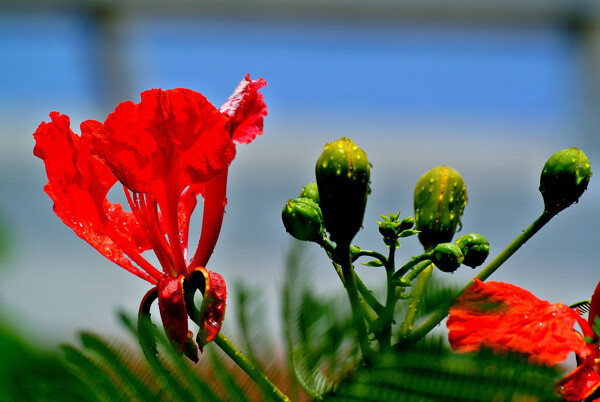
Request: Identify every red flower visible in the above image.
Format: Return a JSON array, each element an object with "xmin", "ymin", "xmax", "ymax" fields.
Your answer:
[
  {"xmin": 33, "ymin": 74, "xmax": 267, "ymax": 359},
  {"xmin": 447, "ymin": 279, "xmax": 600, "ymax": 401}
]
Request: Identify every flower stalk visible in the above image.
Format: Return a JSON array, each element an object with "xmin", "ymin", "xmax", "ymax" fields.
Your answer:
[
  {"xmin": 339, "ymin": 243, "xmax": 373, "ymax": 361},
  {"xmin": 213, "ymin": 333, "xmax": 291, "ymax": 402}
]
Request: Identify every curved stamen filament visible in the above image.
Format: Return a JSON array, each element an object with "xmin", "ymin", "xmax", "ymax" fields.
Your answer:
[
  {"xmin": 161, "ymin": 183, "xmax": 188, "ymax": 275},
  {"xmin": 124, "ymin": 188, "xmax": 176, "ymax": 277},
  {"xmin": 103, "ymin": 224, "xmax": 162, "ymax": 283}
]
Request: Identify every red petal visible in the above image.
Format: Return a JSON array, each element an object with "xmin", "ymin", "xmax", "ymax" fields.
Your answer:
[
  {"xmin": 189, "ymin": 267, "xmax": 226, "ymax": 348},
  {"xmin": 158, "ymin": 275, "xmax": 189, "ymax": 353},
  {"xmin": 91, "ymin": 88, "xmax": 236, "ymax": 195},
  {"xmin": 33, "ymin": 113, "xmax": 157, "ymax": 283},
  {"xmin": 219, "ymin": 74, "xmax": 268, "ymax": 144},
  {"xmin": 556, "ymin": 360, "xmax": 600, "ymax": 401},
  {"xmin": 447, "ymin": 279, "xmax": 589, "ymax": 365},
  {"xmin": 189, "ymin": 170, "xmax": 228, "ymax": 270}
]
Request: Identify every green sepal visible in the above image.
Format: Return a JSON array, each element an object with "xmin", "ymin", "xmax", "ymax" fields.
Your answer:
[
  {"xmin": 593, "ymin": 316, "xmax": 600, "ymax": 339},
  {"xmin": 137, "ymin": 287, "xmax": 159, "ymax": 362},
  {"xmin": 361, "ymin": 260, "xmax": 385, "ymax": 267},
  {"xmin": 392, "ymin": 278, "xmax": 413, "ymax": 288},
  {"xmin": 399, "ymin": 229, "xmax": 419, "ymax": 238}
]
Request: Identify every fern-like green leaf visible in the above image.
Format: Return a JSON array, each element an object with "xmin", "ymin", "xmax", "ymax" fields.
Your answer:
[
  {"xmin": 78, "ymin": 332, "xmax": 157, "ymax": 401},
  {"xmin": 122, "ymin": 311, "xmax": 224, "ymax": 401},
  {"xmin": 61, "ymin": 344, "xmax": 126, "ymax": 401},
  {"xmin": 283, "ymin": 243, "xmax": 361, "ymax": 399},
  {"xmin": 325, "ymin": 337, "xmax": 561, "ymax": 401},
  {"xmin": 207, "ymin": 346, "xmax": 251, "ymax": 402}
]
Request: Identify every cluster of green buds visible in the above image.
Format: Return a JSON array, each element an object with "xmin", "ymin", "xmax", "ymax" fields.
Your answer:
[
  {"xmin": 427, "ymin": 233, "xmax": 489, "ymax": 273},
  {"xmin": 454, "ymin": 233, "xmax": 489, "ymax": 268},
  {"xmin": 282, "ymin": 138, "xmax": 372, "ymax": 248},
  {"xmin": 413, "ymin": 165, "xmax": 467, "ymax": 251},
  {"xmin": 315, "ymin": 137, "xmax": 371, "ymax": 246},
  {"xmin": 377, "ymin": 212, "xmax": 418, "ymax": 248},
  {"xmin": 539, "ymin": 147, "xmax": 592, "ymax": 215}
]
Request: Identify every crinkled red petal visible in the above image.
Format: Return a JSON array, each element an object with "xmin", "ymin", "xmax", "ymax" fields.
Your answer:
[
  {"xmin": 192, "ymin": 267, "xmax": 227, "ymax": 348},
  {"xmin": 447, "ymin": 279, "xmax": 589, "ymax": 365},
  {"xmin": 158, "ymin": 275, "xmax": 189, "ymax": 353},
  {"xmin": 91, "ymin": 88, "xmax": 236, "ymax": 195},
  {"xmin": 33, "ymin": 112, "xmax": 155, "ymax": 283},
  {"xmin": 219, "ymin": 74, "xmax": 268, "ymax": 144},
  {"xmin": 556, "ymin": 360, "xmax": 600, "ymax": 401}
]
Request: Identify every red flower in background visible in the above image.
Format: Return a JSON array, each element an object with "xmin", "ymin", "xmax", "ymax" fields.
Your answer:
[
  {"xmin": 447, "ymin": 279, "xmax": 600, "ymax": 401},
  {"xmin": 33, "ymin": 74, "xmax": 267, "ymax": 359}
]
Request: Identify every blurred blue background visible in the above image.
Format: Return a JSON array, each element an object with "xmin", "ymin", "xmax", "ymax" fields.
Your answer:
[{"xmin": 0, "ymin": 2, "xmax": 599, "ymax": 346}]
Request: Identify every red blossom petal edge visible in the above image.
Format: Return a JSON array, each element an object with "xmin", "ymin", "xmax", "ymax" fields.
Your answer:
[
  {"xmin": 447, "ymin": 279, "xmax": 589, "ymax": 366},
  {"xmin": 33, "ymin": 112, "xmax": 158, "ymax": 284},
  {"xmin": 91, "ymin": 87, "xmax": 235, "ymax": 195},
  {"xmin": 219, "ymin": 73, "xmax": 268, "ymax": 144}
]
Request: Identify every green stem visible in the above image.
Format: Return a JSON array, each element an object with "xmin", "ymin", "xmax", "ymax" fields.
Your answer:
[
  {"xmin": 398, "ymin": 263, "xmax": 434, "ymax": 340},
  {"xmin": 405, "ymin": 259, "xmax": 434, "ymax": 282},
  {"xmin": 329, "ymin": 259, "xmax": 381, "ymax": 320},
  {"xmin": 392, "ymin": 253, "xmax": 432, "ymax": 280},
  {"xmin": 405, "ymin": 211, "xmax": 554, "ymax": 345},
  {"xmin": 325, "ymin": 237, "xmax": 384, "ymax": 319},
  {"xmin": 355, "ymin": 274, "xmax": 385, "ymax": 317},
  {"xmin": 379, "ymin": 245, "xmax": 397, "ymax": 348},
  {"xmin": 339, "ymin": 242, "xmax": 373, "ymax": 361},
  {"xmin": 213, "ymin": 332, "xmax": 290, "ymax": 402},
  {"xmin": 352, "ymin": 249, "xmax": 388, "ymax": 264}
]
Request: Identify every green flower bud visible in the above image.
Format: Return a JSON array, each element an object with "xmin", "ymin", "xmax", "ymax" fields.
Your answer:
[
  {"xmin": 431, "ymin": 243, "xmax": 464, "ymax": 273},
  {"xmin": 378, "ymin": 220, "xmax": 398, "ymax": 239},
  {"xmin": 282, "ymin": 198, "xmax": 324, "ymax": 242},
  {"xmin": 414, "ymin": 166, "xmax": 467, "ymax": 251},
  {"xmin": 399, "ymin": 216, "xmax": 415, "ymax": 232},
  {"xmin": 315, "ymin": 137, "xmax": 371, "ymax": 245},
  {"xmin": 539, "ymin": 147, "xmax": 592, "ymax": 214},
  {"xmin": 299, "ymin": 182, "xmax": 320, "ymax": 204},
  {"xmin": 455, "ymin": 233, "xmax": 489, "ymax": 268}
]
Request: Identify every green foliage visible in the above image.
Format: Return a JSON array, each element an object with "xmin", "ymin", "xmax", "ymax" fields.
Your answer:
[
  {"xmin": 57, "ymin": 281, "xmax": 295, "ymax": 402},
  {"xmin": 284, "ymin": 244, "xmax": 564, "ymax": 401},
  {"xmin": 0, "ymin": 320, "xmax": 93, "ymax": 401},
  {"xmin": 410, "ymin": 275, "xmax": 462, "ymax": 319},
  {"xmin": 283, "ymin": 243, "xmax": 360, "ymax": 399},
  {"xmin": 325, "ymin": 338, "xmax": 562, "ymax": 401}
]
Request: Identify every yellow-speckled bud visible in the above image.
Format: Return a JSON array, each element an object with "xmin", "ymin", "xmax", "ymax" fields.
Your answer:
[
  {"xmin": 315, "ymin": 137, "xmax": 371, "ymax": 245},
  {"xmin": 414, "ymin": 166, "xmax": 467, "ymax": 251},
  {"xmin": 282, "ymin": 198, "xmax": 324, "ymax": 242},
  {"xmin": 539, "ymin": 147, "xmax": 592, "ymax": 215}
]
